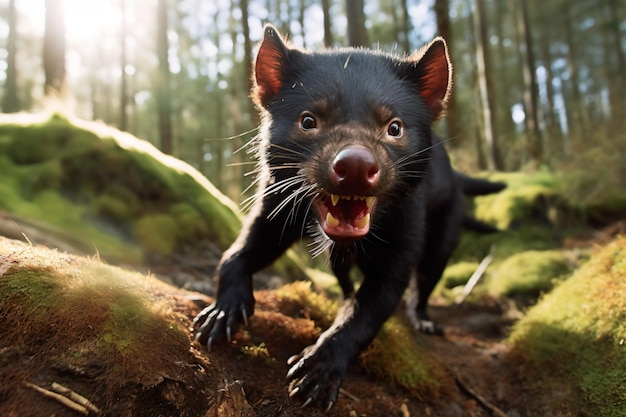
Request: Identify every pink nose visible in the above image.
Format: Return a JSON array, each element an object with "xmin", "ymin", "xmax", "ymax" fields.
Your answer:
[{"xmin": 330, "ymin": 146, "xmax": 380, "ymax": 193}]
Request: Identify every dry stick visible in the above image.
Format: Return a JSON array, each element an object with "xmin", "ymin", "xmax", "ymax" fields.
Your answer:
[
  {"xmin": 51, "ymin": 382, "xmax": 101, "ymax": 414},
  {"xmin": 453, "ymin": 372, "xmax": 508, "ymax": 417},
  {"xmin": 24, "ymin": 382, "xmax": 89, "ymax": 415},
  {"xmin": 338, "ymin": 388, "xmax": 360, "ymax": 403},
  {"xmin": 456, "ymin": 246, "xmax": 496, "ymax": 304}
]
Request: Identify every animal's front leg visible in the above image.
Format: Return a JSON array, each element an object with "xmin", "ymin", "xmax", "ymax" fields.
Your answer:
[
  {"xmin": 194, "ymin": 198, "xmax": 302, "ymax": 349},
  {"xmin": 286, "ymin": 261, "xmax": 411, "ymax": 410}
]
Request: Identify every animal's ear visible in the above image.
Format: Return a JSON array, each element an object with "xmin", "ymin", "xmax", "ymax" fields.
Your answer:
[
  {"xmin": 406, "ymin": 37, "xmax": 452, "ymax": 120},
  {"xmin": 253, "ymin": 24, "xmax": 290, "ymax": 107}
]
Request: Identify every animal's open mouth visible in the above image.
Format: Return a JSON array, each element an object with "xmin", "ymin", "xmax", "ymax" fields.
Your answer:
[{"xmin": 314, "ymin": 193, "xmax": 377, "ymax": 242}]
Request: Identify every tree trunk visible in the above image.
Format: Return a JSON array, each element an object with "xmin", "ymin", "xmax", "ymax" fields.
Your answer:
[
  {"xmin": 346, "ymin": 0, "xmax": 369, "ymax": 47},
  {"xmin": 515, "ymin": 0, "xmax": 542, "ymax": 166},
  {"xmin": 561, "ymin": 0, "xmax": 587, "ymax": 151},
  {"xmin": 434, "ymin": 0, "xmax": 461, "ymax": 146},
  {"xmin": 298, "ymin": 0, "xmax": 307, "ymax": 48},
  {"xmin": 606, "ymin": 0, "xmax": 626, "ymax": 131},
  {"xmin": 321, "ymin": 0, "xmax": 334, "ymax": 47},
  {"xmin": 43, "ymin": 0, "xmax": 67, "ymax": 98},
  {"xmin": 2, "ymin": 0, "xmax": 19, "ymax": 112},
  {"xmin": 119, "ymin": 0, "xmax": 128, "ymax": 131},
  {"xmin": 472, "ymin": 0, "xmax": 503, "ymax": 170},
  {"xmin": 156, "ymin": 0, "xmax": 173, "ymax": 154},
  {"xmin": 399, "ymin": 0, "xmax": 410, "ymax": 53}
]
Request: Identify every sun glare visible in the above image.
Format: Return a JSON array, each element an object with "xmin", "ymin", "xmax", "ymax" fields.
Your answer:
[{"xmin": 63, "ymin": 0, "xmax": 122, "ymax": 40}]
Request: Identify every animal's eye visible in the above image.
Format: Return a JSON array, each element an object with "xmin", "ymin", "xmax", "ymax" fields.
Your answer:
[
  {"xmin": 387, "ymin": 119, "xmax": 403, "ymax": 138},
  {"xmin": 299, "ymin": 113, "xmax": 318, "ymax": 131}
]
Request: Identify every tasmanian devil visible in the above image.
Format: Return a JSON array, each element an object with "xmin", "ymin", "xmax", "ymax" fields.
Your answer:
[{"xmin": 193, "ymin": 25, "xmax": 504, "ymax": 410}]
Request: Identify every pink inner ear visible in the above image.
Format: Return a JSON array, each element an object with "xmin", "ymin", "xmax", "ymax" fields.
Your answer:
[
  {"xmin": 254, "ymin": 29, "xmax": 287, "ymax": 106},
  {"xmin": 417, "ymin": 40, "xmax": 451, "ymax": 120}
]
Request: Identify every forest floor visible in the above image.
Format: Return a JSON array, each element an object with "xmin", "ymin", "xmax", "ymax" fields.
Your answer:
[{"xmin": 3, "ymin": 215, "xmax": 623, "ymax": 417}]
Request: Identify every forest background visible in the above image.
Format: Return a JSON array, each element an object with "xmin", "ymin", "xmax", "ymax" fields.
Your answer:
[{"xmin": 1, "ymin": 0, "xmax": 625, "ymax": 205}]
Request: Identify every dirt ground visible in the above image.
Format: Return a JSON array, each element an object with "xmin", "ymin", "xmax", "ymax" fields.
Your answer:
[
  {"xmin": 179, "ymin": 289, "xmax": 518, "ymax": 417},
  {"xmin": 5, "ymin": 218, "xmax": 624, "ymax": 416}
]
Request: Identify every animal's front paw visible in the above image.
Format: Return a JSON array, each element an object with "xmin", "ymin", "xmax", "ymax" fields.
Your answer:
[
  {"xmin": 286, "ymin": 343, "xmax": 348, "ymax": 411},
  {"xmin": 192, "ymin": 289, "xmax": 254, "ymax": 350}
]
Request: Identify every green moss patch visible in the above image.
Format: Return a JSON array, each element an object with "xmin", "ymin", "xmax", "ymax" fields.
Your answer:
[
  {"xmin": 507, "ymin": 237, "xmax": 626, "ymax": 416},
  {"xmin": 0, "ymin": 113, "xmax": 241, "ymax": 264},
  {"xmin": 472, "ymin": 171, "xmax": 565, "ymax": 230},
  {"xmin": 486, "ymin": 250, "xmax": 574, "ymax": 301},
  {"xmin": 274, "ymin": 282, "xmax": 450, "ymax": 398},
  {"xmin": 0, "ymin": 236, "xmax": 211, "ymax": 414}
]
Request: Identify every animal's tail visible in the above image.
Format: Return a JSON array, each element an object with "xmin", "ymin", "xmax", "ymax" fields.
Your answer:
[
  {"xmin": 456, "ymin": 171, "xmax": 506, "ymax": 233},
  {"xmin": 455, "ymin": 172, "xmax": 506, "ymax": 196},
  {"xmin": 462, "ymin": 215, "xmax": 500, "ymax": 233}
]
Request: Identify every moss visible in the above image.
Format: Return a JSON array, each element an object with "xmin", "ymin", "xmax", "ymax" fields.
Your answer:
[
  {"xmin": 486, "ymin": 250, "xmax": 573, "ymax": 300},
  {"xmin": 0, "ymin": 236, "xmax": 194, "ymax": 390},
  {"xmin": 276, "ymin": 281, "xmax": 338, "ymax": 327},
  {"xmin": 276, "ymin": 281, "xmax": 450, "ymax": 397},
  {"xmin": 452, "ymin": 226, "xmax": 559, "ymax": 265},
  {"xmin": 473, "ymin": 171, "xmax": 565, "ymax": 229},
  {"xmin": 169, "ymin": 202, "xmax": 209, "ymax": 239},
  {"xmin": 133, "ymin": 214, "xmax": 180, "ymax": 256},
  {"xmin": 508, "ymin": 237, "xmax": 626, "ymax": 416},
  {"xmin": 0, "ymin": 114, "xmax": 242, "ymax": 260},
  {"xmin": 440, "ymin": 261, "xmax": 479, "ymax": 289},
  {"xmin": 360, "ymin": 317, "xmax": 451, "ymax": 398}
]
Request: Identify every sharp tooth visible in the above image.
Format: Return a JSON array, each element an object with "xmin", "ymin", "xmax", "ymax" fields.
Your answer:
[
  {"xmin": 326, "ymin": 212, "xmax": 340, "ymax": 228},
  {"xmin": 331, "ymin": 194, "xmax": 340, "ymax": 206},
  {"xmin": 353, "ymin": 213, "xmax": 370, "ymax": 229},
  {"xmin": 365, "ymin": 196, "xmax": 375, "ymax": 208}
]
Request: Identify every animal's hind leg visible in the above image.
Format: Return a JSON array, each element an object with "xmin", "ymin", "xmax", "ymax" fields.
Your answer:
[{"xmin": 412, "ymin": 257, "xmax": 448, "ymax": 334}]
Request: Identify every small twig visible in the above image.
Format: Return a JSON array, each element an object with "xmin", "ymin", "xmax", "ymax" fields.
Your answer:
[
  {"xmin": 339, "ymin": 387, "xmax": 360, "ymax": 403},
  {"xmin": 456, "ymin": 246, "xmax": 496, "ymax": 304},
  {"xmin": 24, "ymin": 382, "xmax": 89, "ymax": 415},
  {"xmin": 51, "ymin": 382, "xmax": 101, "ymax": 414},
  {"xmin": 453, "ymin": 373, "xmax": 508, "ymax": 417}
]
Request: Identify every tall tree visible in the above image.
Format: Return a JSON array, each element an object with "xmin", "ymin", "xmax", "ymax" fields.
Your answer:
[
  {"xmin": 561, "ymin": 0, "xmax": 587, "ymax": 150},
  {"xmin": 515, "ymin": 0, "xmax": 542, "ymax": 165},
  {"xmin": 321, "ymin": 0, "xmax": 334, "ymax": 47},
  {"xmin": 433, "ymin": 0, "xmax": 461, "ymax": 145},
  {"xmin": 156, "ymin": 0, "xmax": 173, "ymax": 154},
  {"xmin": 2, "ymin": 0, "xmax": 19, "ymax": 112},
  {"xmin": 472, "ymin": 0, "xmax": 502, "ymax": 170},
  {"xmin": 119, "ymin": 0, "xmax": 129, "ymax": 131},
  {"xmin": 605, "ymin": 0, "xmax": 626, "ymax": 130},
  {"xmin": 43, "ymin": 0, "xmax": 67, "ymax": 98},
  {"xmin": 346, "ymin": 0, "xmax": 369, "ymax": 47}
]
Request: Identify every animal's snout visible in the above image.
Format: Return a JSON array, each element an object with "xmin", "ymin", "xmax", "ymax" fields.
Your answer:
[{"xmin": 330, "ymin": 145, "xmax": 380, "ymax": 193}]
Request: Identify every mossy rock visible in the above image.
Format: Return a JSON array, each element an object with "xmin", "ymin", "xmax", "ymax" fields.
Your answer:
[
  {"xmin": 0, "ymin": 114, "xmax": 241, "ymax": 263},
  {"xmin": 507, "ymin": 237, "xmax": 626, "ymax": 416},
  {"xmin": 0, "ymin": 236, "xmax": 213, "ymax": 415},
  {"xmin": 472, "ymin": 171, "xmax": 566, "ymax": 229},
  {"xmin": 486, "ymin": 250, "xmax": 573, "ymax": 301}
]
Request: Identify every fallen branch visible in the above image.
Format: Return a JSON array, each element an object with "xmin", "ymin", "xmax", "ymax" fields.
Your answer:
[
  {"xmin": 51, "ymin": 382, "xmax": 101, "ymax": 414},
  {"xmin": 453, "ymin": 372, "xmax": 507, "ymax": 417},
  {"xmin": 24, "ymin": 382, "xmax": 89, "ymax": 415},
  {"xmin": 456, "ymin": 246, "xmax": 496, "ymax": 304}
]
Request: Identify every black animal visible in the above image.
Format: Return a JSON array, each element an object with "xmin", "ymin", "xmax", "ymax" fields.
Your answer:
[{"xmin": 194, "ymin": 25, "xmax": 503, "ymax": 410}]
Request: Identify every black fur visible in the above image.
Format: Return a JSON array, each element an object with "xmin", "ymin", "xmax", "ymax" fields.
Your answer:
[{"xmin": 193, "ymin": 25, "xmax": 503, "ymax": 410}]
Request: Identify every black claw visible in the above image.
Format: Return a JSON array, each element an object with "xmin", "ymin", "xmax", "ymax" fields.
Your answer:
[
  {"xmin": 301, "ymin": 397, "xmax": 313, "ymax": 408},
  {"xmin": 226, "ymin": 325, "xmax": 232, "ymax": 343},
  {"xmin": 325, "ymin": 401, "xmax": 334, "ymax": 412}
]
